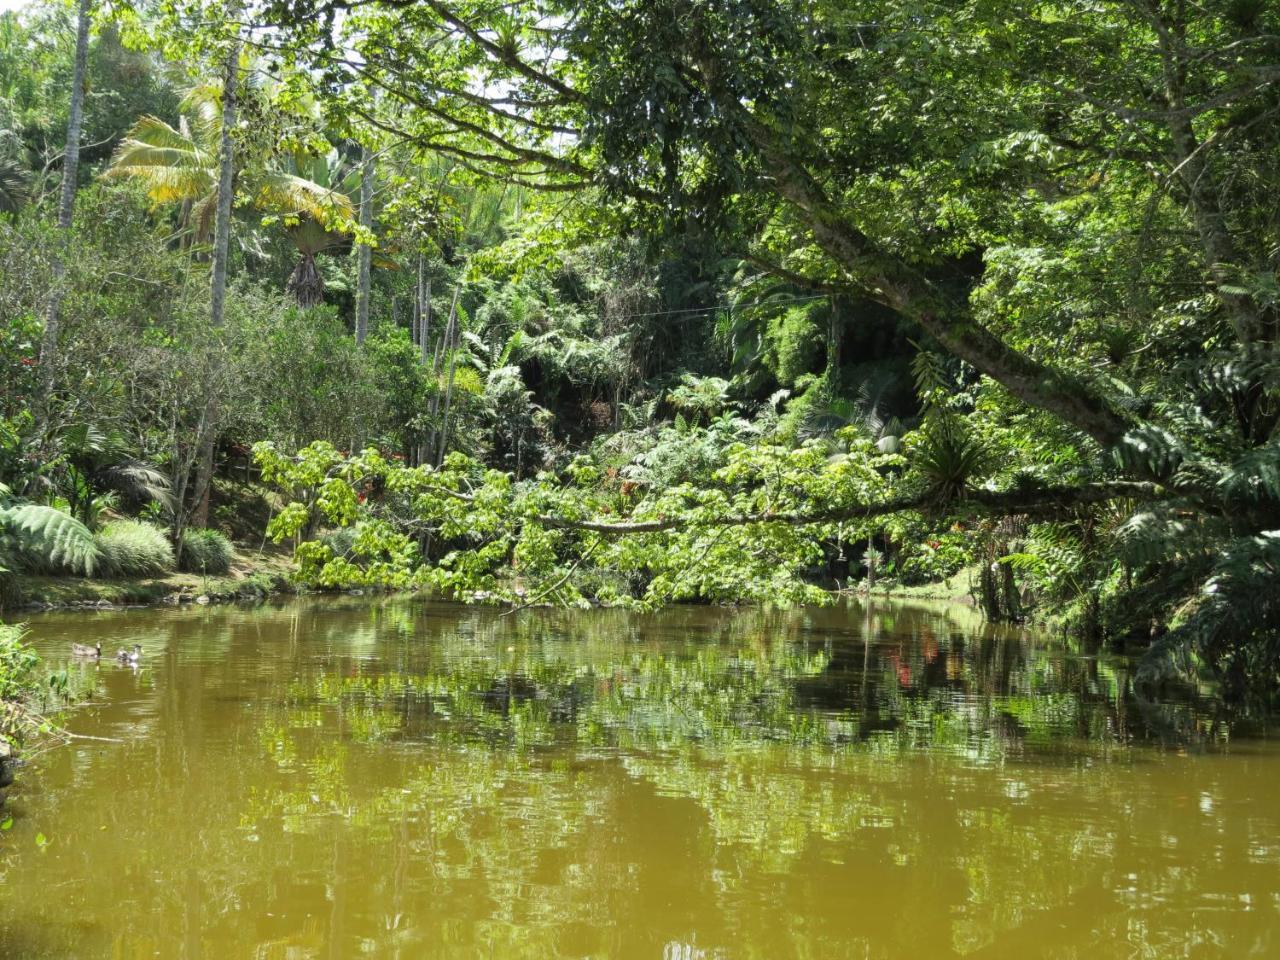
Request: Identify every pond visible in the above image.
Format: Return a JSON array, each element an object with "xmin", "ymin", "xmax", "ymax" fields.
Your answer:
[{"xmin": 1, "ymin": 598, "xmax": 1277, "ymax": 958}]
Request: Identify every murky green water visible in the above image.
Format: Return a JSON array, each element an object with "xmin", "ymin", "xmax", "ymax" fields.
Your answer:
[{"xmin": 1, "ymin": 598, "xmax": 1278, "ymax": 958}]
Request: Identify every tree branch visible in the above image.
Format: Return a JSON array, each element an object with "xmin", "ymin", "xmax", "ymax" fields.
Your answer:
[
  {"xmin": 535, "ymin": 482, "xmax": 1163, "ymax": 535},
  {"xmin": 427, "ymin": 480, "xmax": 1163, "ymax": 535},
  {"xmin": 724, "ymin": 99, "xmax": 1134, "ymax": 448}
]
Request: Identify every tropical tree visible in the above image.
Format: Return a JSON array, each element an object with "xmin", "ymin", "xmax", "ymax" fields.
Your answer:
[
  {"xmin": 246, "ymin": 0, "xmax": 1280, "ymax": 693},
  {"xmin": 0, "ymin": 157, "xmax": 25, "ymax": 214},
  {"xmin": 104, "ymin": 83, "xmax": 354, "ymax": 300},
  {"xmin": 36, "ymin": 0, "xmax": 91, "ymax": 429}
]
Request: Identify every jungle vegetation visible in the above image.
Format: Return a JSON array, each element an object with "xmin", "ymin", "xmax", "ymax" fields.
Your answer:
[{"xmin": 1, "ymin": 0, "xmax": 1279, "ymax": 700}]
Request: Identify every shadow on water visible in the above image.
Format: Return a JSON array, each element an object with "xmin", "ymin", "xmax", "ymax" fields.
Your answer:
[{"xmin": 0, "ymin": 597, "xmax": 1276, "ymax": 959}]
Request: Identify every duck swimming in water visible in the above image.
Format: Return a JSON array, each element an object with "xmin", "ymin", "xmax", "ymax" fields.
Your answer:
[
  {"xmin": 116, "ymin": 644, "xmax": 142, "ymax": 665},
  {"xmin": 71, "ymin": 642, "xmax": 101, "ymax": 659}
]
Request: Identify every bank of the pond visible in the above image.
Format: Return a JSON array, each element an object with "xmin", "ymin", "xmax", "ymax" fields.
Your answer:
[
  {"xmin": 9, "ymin": 548, "xmax": 989, "ymax": 620},
  {"xmin": 8, "ymin": 550, "xmax": 297, "ymax": 612}
]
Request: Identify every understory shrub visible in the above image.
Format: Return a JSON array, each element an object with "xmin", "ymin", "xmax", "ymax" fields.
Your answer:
[
  {"xmin": 0, "ymin": 622, "xmax": 41, "ymax": 752},
  {"xmin": 179, "ymin": 528, "xmax": 234, "ymax": 574},
  {"xmin": 95, "ymin": 520, "xmax": 175, "ymax": 577}
]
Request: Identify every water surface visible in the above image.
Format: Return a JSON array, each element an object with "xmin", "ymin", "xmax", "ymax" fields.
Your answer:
[{"xmin": 1, "ymin": 599, "xmax": 1277, "ymax": 958}]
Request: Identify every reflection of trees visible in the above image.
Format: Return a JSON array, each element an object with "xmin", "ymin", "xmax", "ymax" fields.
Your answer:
[{"xmin": 15, "ymin": 598, "xmax": 1266, "ymax": 959}]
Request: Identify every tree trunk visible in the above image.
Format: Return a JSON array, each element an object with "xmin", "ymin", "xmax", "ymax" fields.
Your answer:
[
  {"xmin": 826, "ymin": 297, "xmax": 840, "ymax": 393},
  {"xmin": 286, "ymin": 251, "xmax": 324, "ymax": 307},
  {"xmin": 415, "ymin": 263, "xmax": 431, "ymax": 466},
  {"xmin": 209, "ymin": 32, "xmax": 238, "ymax": 332},
  {"xmin": 192, "ymin": 24, "xmax": 240, "ymax": 530},
  {"xmin": 978, "ymin": 562, "xmax": 1002, "ymax": 621},
  {"xmin": 36, "ymin": 0, "xmax": 91, "ymax": 431},
  {"xmin": 354, "ymin": 145, "xmax": 374, "ymax": 344},
  {"xmin": 427, "ymin": 286, "xmax": 459, "ymax": 463},
  {"xmin": 436, "ymin": 319, "xmax": 461, "ymax": 467},
  {"xmin": 419, "ymin": 271, "xmax": 431, "ymax": 365},
  {"xmin": 1148, "ymin": 10, "xmax": 1271, "ymax": 349}
]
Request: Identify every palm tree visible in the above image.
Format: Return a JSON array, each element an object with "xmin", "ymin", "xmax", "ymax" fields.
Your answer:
[
  {"xmin": 281, "ymin": 151, "xmax": 365, "ymax": 307},
  {"xmin": 354, "ymin": 144, "xmax": 374, "ymax": 342},
  {"xmin": 104, "ymin": 84, "xmax": 354, "ymax": 304},
  {"xmin": 0, "ymin": 156, "xmax": 25, "ymax": 213},
  {"xmin": 37, "ymin": 0, "xmax": 91, "ymax": 432}
]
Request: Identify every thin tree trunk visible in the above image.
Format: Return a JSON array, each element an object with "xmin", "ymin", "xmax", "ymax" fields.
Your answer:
[
  {"xmin": 427, "ymin": 287, "xmax": 460, "ymax": 465},
  {"xmin": 354, "ymin": 145, "xmax": 374, "ymax": 344},
  {"xmin": 415, "ymin": 265, "xmax": 431, "ymax": 466},
  {"xmin": 192, "ymin": 23, "xmax": 240, "ymax": 530},
  {"xmin": 419, "ymin": 273, "xmax": 431, "ymax": 365},
  {"xmin": 436, "ymin": 300, "xmax": 462, "ymax": 468},
  {"xmin": 826, "ymin": 296, "xmax": 840, "ymax": 393},
  {"xmin": 36, "ymin": 0, "xmax": 91, "ymax": 433}
]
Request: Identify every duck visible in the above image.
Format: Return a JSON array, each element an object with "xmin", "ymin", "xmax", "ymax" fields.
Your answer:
[
  {"xmin": 115, "ymin": 644, "xmax": 142, "ymax": 665},
  {"xmin": 71, "ymin": 642, "xmax": 102, "ymax": 659}
]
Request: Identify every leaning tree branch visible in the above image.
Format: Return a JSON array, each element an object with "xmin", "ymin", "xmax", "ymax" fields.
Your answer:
[
  {"xmin": 426, "ymin": 480, "xmax": 1164, "ymax": 536},
  {"xmin": 739, "ymin": 118, "xmax": 1134, "ymax": 447},
  {"xmin": 537, "ymin": 482, "xmax": 1164, "ymax": 535}
]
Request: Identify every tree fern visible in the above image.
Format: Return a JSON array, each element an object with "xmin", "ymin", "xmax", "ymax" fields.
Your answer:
[
  {"xmin": 1113, "ymin": 505, "xmax": 1225, "ymax": 567},
  {"xmin": 1140, "ymin": 531, "xmax": 1280, "ymax": 700},
  {"xmin": 1, "ymin": 505, "xmax": 101, "ymax": 576},
  {"xmin": 1220, "ymin": 443, "xmax": 1280, "ymax": 503},
  {"xmin": 1111, "ymin": 424, "xmax": 1185, "ymax": 481}
]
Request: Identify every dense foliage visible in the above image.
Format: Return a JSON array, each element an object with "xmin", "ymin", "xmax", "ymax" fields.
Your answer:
[
  {"xmin": 0, "ymin": 621, "xmax": 70, "ymax": 755},
  {"xmin": 2, "ymin": 0, "xmax": 1280, "ymax": 699}
]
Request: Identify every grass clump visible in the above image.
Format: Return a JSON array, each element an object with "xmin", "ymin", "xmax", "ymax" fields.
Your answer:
[
  {"xmin": 95, "ymin": 520, "xmax": 175, "ymax": 577},
  {"xmin": 179, "ymin": 528, "xmax": 234, "ymax": 575}
]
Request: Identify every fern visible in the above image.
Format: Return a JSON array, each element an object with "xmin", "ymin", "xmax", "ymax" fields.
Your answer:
[
  {"xmin": 1139, "ymin": 531, "xmax": 1280, "ymax": 700},
  {"xmin": 1114, "ymin": 505, "xmax": 1225, "ymax": 566},
  {"xmin": 1, "ymin": 505, "xmax": 101, "ymax": 576},
  {"xmin": 1111, "ymin": 424, "xmax": 1184, "ymax": 481},
  {"xmin": 1220, "ymin": 442, "xmax": 1280, "ymax": 503}
]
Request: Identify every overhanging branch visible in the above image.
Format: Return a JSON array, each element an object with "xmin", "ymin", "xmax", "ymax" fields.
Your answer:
[{"xmin": 428, "ymin": 480, "xmax": 1164, "ymax": 535}]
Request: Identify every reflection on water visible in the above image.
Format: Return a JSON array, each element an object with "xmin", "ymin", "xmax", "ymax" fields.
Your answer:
[{"xmin": 1, "ymin": 598, "xmax": 1277, "ymax": 958}]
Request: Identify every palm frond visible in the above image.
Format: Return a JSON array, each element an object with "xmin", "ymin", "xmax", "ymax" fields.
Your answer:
[
  {"xmin": 252, "ymin": 172, "xmax": 353, "ymax": 225},
  {"xmin": 95, "ymin": 459, "xmax": 174, "ymax": 514},
  {"xmin": 0, "ymin": 156, "xmax": 28, "ymax": 213},
  {"xmin": 285, "ymin": 217, "xmax": 349, "ymax": 257}
]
